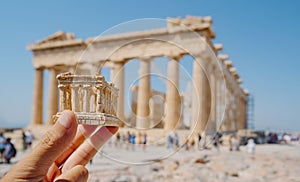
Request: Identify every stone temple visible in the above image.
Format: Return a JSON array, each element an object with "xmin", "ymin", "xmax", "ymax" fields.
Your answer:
[{"xmin": 27, "ymin": 16, "xmax": 249, "ymax": 136}]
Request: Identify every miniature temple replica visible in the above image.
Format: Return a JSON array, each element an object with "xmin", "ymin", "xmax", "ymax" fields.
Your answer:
[{"xmin": 53, "ymin": 72, "xmax": 120, "ymax": 126}]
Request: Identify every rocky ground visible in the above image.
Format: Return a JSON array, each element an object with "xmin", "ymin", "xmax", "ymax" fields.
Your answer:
[
  {"xmin": 86, "ymin": 143, "xmax": 300, "ymax": 182},
  {"xmin": 2, "ymin": 142, "xmax": 299, "ymax": 182}
]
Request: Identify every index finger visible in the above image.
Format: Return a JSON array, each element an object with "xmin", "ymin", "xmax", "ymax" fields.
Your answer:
[
  {"xmin": 55, "ymin": 124, "xmax": 98, "ymax": 166},
  {"xmin": 62, "ymin": 126, "xmax": 118, "ymax": 172}
]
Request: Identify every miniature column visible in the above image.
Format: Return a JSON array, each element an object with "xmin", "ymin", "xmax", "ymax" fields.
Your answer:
[
  {"xmin": 111, "ymin": 62, "xmax": 125, "ymax": 123},
  {"xmin": 191, "ymin": 55, "xmax": 210, "ymax": 136},
  {"xmin": 164, "ymin": 56, "xmax": 181, "ymax": 131},
  {"xmin": 136, "ymin": 57, "xmax": 152, "ymax": 129},
  {"xmin": 48, "ymin": 68, "xmax": 59, "ymax": 124},
  {"xmin": 71, "ymin": 85, "xmax": 80, "ymax": 112},
  {"xmin": 82, "ymin": 86, "xmax": 90, "ymax": 112},
  {"xmin": 59, "ymin": 86, "xmax": 71, "ymax": 111},
  {"xmin": 96, "ymin": 88, "xmax": 104, "ymax": 113},
  {"xmin": 31, "ymin": 68, "xmax": 44, "ymax": 125}
]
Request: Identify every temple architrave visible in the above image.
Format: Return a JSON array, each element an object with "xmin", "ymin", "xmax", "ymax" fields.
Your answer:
[{"xmin": 27, "ymin": 16, "xmax": 249, "ymax": 135}]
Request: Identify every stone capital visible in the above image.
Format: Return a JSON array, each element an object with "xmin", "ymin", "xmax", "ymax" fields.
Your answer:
[{"xmin": 140, "ymin": 56, "xmax": 154, "ymax": 62}]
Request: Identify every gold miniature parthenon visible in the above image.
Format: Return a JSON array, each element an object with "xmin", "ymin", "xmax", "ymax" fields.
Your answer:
[{"xmin": 53, "ymin": 72, "xmax": 120, "ymax": 126}]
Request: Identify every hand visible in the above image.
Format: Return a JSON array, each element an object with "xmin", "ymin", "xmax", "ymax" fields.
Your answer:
[{"xmin": 2, "ymin": 110, "xmax": 118, "ymax": 182}]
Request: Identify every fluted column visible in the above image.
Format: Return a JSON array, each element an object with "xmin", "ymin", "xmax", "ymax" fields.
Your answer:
[
  {"xmin": 191, "ymin": 55, "xmax": 210, "ymax": 135},
  {"xmin": 243, "ymin": 98, "xmax": 248, "ymax": 129},
  {"xmin": 136, "ymin": 57, "xmax": 152, "ymax": 129},
  {"xmin": 96, "ymin": 88, "xmax": 104, "ymax": 113},
  {"xmin": 215, "ymin": 73, "xmax": 222, "ymax": 130},
  {"xmin": 82, "ymin": 86, "xmax": 90, "ymax": 112},
  {"xmin": 110, "ymin": 62, "xmax": 125, "ymax": 124},
  {"xmin": 164, "ymin": 56, "xmax": 181, "ymax": 131},
  {"xmin": 207, "ymin": 65, "xmax": 217, "ymax": 133},
  {"xmin": 48, "ymin": 68, "xmax": 59, "ymax": 124},
  {"xmin": 59, "ymin": 86, "xmax": 71, "ymax": 112},
  {"xmin": 31, "ymin": 68, "xmax": 44, "ymax": 125}
]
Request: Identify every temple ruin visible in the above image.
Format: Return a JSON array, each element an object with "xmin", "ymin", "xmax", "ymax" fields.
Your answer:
[{"xmin": 27, "ymin": 16, "xmax": 249, "ymax": 135}]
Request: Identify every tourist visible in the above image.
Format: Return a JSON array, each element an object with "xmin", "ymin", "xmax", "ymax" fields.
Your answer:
[
  {"xmin": 213, "ymin": 133, "xmax": 220, "ymax": 152},
  {"xmin": 197, "ymin": 133, "xmax": 202, "ymax": 150},
  {"xmin": 25, "ymin": 129, "xmax": 34, "ymax": 150},
  {"xmin": 184, "ymin": 136, "xmax": 189, "ymax": 151},
  {"xmin": 173, "ymin": 132, "xmax": 179, "ymax": 149},
  {"xmin": 1, "ymin": 110, "xmax": 117, "ymax": 181},
  {"xmin": 142, "ymin": 132, "xmax": 147, "ymax": 151},
  {"xmin": 137, "ymin": 132, "xmax": 142, "ymax": 145},
  {"xmin": 4, "ymin": 138, "xmax": 16, "ymax": 164},
  {"xmin": 130, "ymin": 132, "xmax": 136, "ymax": 150},
  {"xmin": 167, "ymin": 132, "xmax": 173, "ymax": 149},
  {"xmin": 247, "ymin": 138, "xmax": 256, "ymax": 154},
  {"xmin": 283, "ymin": 133, "xmax": 291, "ymax": 144},
  {"xmin": 125, "ymin": 131, "xmax": 131, "ymax": 150},
  {"xmin": 0, "ymin": 132, "xmax": 6, "ymax": 163},
  {"xmin": 22, "ymin": 130, "xmax": 27, "ymax": 150},
  {"xmin": 190, "ymin": 137, "xmax": 195, "ymax": 151},
  {"xmin": 229, "ymin": 135, "xmax": 233, "ymax": 151},
  {"xmin": 115, "ymin": 132, "xmax": 121, "ymax": 148},
  {"xmin": 231, "ymin": 135, "xmax": 240, "ymax": 151}
]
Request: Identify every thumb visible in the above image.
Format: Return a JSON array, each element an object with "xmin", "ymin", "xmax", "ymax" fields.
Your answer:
[
  {"xmin": 25, "ymin": 110, "xmax": 78, "ymax": 174},
  {"xmin": 2, "ymin": 110, "xmax": 78, "ymax": 181}
]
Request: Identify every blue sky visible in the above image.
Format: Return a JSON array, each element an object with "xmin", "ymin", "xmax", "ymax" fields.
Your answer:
[{"xmin": 0, "ymin": 1, "xmax": 299, "ymax": 131}]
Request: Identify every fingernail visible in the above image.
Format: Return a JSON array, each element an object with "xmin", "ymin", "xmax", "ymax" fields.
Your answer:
[{"xmin": 59, "ymin": 110, "xmax": 75, "ymax": 129}]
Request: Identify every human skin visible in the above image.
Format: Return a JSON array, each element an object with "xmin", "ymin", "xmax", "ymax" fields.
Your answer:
[{"xmin": 1, "ymin": 110, "xmax": 118, "ymax": 182}]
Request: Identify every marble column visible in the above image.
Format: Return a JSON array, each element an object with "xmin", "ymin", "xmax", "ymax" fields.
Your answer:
[
  {"xmin": 215, "ymin": 73, "xmax": 222, "ymax": 130},
  {"xmin": 226, "ymin": 87, "xmax": 231, "ymax": 131},
  {"xmin": 207, "ymin": 65, "xmax": 217, "ymax": 133},
  {"xmin": 110, "ymin": 62, "xmax": 125, "ymax": 124},
  {"xmin": 48, "ymin": 68, "xmax": 59, "ymax": 124},
  {"xmin": 164, "ymin": 56, "xmax": 181, "ymax": 131},
  {"xmin": 240, "ymin": 97, "xmax": 247, "ymax": 129},
  {"xmin": 219, "ymin": 75, "xmax": 226, "ymax": 131},
  {"xmin": 220, "ymin": 75, "xmax": 227, "ymax": 131},
  {"xmin": 31, "ymin": 68, "xmax": 44, "ymax": 125},
  {"xmin": 136, "ymin": 57, "xmax": 152, "ymax": 129},
  {"xmin": 243, "ymin": 98, "xmax": 248, "ymax": 129},
  {"xmin": 191, "ymin": 55, "xmax": 210, "ymax": 136}
]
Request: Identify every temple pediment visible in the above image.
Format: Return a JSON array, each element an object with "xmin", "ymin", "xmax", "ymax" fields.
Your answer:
[
  {"xmin": 36, "ymin": 31, "xmax": 75, "ymax": 44},
  {"xmin": 27, "ymin": 31, "xmax": 85, "ymax": 51}
]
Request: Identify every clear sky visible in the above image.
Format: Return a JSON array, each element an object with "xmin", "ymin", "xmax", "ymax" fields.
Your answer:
[{"xmin": 0, "ymin": 0, "xmax": 299, "ymax": 131}]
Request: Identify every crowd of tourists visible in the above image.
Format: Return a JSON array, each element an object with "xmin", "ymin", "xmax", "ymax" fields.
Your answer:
[
  {"xmin": 0, "ymin": 132, "xmax": 17, "ymax": 164},
  {"xmin": 0, "ymin": 129, "xmax": 34, "ymax": 164},
  {"xmin": 109, "ymin": 131, "xmax": 148, "ymax": 150}
]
